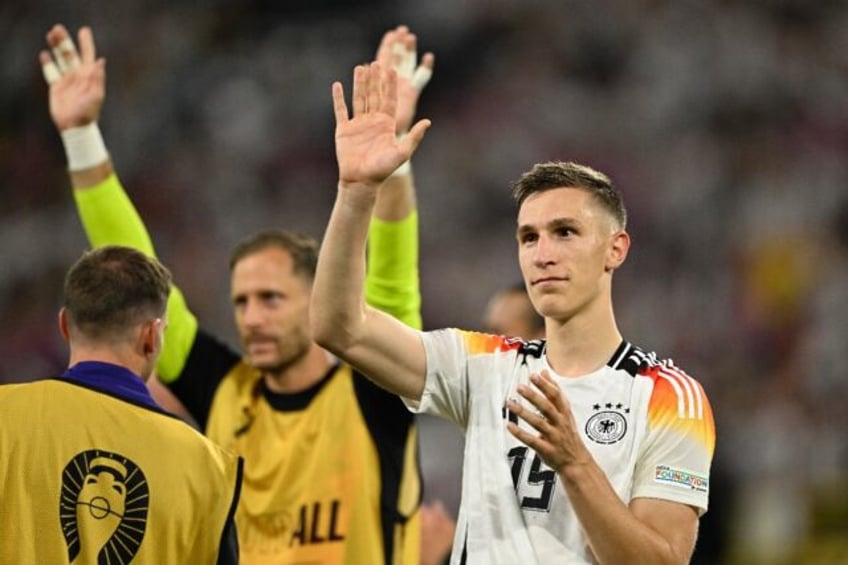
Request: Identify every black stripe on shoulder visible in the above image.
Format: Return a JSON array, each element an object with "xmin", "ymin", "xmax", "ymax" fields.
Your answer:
[
  {"xmin": 168, "ymin": 329, "xmax": 241, "ymax": 430},
  {"xmin": 607, "ymin": 341, "xmax": 656, "ymax": 377},
  {"xmin": 352, "ymin": 370, "xmax": 417, "ymax": 565},
  {"xmin": 517, "ymin": 339, "xmax": 546, "ymax": 366}
]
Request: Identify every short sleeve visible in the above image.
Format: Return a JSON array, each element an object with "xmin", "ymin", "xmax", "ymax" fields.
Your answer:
[
  {"xmin": 402, "ymin": 328, "xmax": 471, "ymax": 428},
  {"xmin": 631, "ymin": 366, "xmax": 716, "ymax": 515}
]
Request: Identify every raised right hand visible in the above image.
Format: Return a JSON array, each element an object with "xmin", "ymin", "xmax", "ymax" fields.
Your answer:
[
  {"xmin": 40, "ymin": 24, "xmax": 105, "ymax": 131},
  {"xmin": 333, "ymin": 63, "xmax": 430, "ymax": 190}
]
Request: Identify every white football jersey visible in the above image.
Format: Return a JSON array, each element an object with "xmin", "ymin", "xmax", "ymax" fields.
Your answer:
[{"xmin": 405, "ymin": 329, "xmax": 715, "ymax": 564}]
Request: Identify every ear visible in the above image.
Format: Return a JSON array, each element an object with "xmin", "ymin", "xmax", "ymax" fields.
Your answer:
[
  {"xmin": 58, "ymin": 308, "xmax": 71, "ymax": 342},
  {"xmin": 605, "ymin": 230, "xmax": 630, "ymax": 272},
  {"xmin": 140, "ymin": 318, "xmax": 164, "ymax": 359}
]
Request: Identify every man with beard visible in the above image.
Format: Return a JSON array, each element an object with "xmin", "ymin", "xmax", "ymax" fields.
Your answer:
[{"xmin": 43, "ymin": 23, "xmax": 443, "ymax": 564}]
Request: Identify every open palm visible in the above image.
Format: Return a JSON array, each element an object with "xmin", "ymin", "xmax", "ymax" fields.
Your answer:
[
  {"xmin": 333, "ymin": 64, "xmax": 429, "ymax": 187},
  {"xmin": 41, "ymin": 25, "xmax": 105, "ymax": 130}
]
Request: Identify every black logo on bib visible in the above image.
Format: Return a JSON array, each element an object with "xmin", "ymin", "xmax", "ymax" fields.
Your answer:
[
  {"xmin": 59, "ymin": 449, "xmax": 149, "ymax": 563},
  {"xmin": 585, "ymin": 408, "xmax": 628, "ymax": 444}
]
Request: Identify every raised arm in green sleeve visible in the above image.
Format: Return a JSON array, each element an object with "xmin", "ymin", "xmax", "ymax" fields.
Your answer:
[
  {"xmin": 365, "ymin": 211, "xmax": 422, "ymax": 331},
  {"xmin": 73, "ymin": 174, "xmax": 198, "ymax": 381}
]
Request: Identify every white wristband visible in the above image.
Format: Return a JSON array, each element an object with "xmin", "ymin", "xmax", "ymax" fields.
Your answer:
[
  {"xmin": 389, "ymin": 160, "xmax": 412, "ymax": 178},
  {"xmin": 389, "ymin": 133, "xmax": 412, "ymax": 178},
  {"xmin": 60, "ymin": 123, "xmax": 109, "ymax": 171}
]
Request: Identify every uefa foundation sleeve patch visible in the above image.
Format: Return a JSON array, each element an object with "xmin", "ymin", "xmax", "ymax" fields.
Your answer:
[{"xmin": 653, "ymin": 465, "xmax": 709, "ymax": 493}]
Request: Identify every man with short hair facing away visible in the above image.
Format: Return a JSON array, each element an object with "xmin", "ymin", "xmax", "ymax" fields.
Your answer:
[
  {"xmin": 312, "ymin": 63, "xmax": 715, "ymax": 564},
  {"xmin": 0, "ymin": 246, "xmax": 243, "ymax": 564},
  {"xmin": 41, "ymin": 23, "xmax": 450, "ymax": 564}
]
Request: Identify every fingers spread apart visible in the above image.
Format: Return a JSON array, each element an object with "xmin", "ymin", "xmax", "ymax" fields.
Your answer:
[
  {"xmin": 41, "ymin": 24, "xmax": 93, "ymax": 85},
  {"xmin": 378, "ymin": 25, "xmax": 434, "ymax": 91}
]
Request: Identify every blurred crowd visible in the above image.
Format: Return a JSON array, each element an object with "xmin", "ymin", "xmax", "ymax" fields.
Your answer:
[{"xmin": 2, "ymin": 1, "xmax": 846, "ymax": 563}]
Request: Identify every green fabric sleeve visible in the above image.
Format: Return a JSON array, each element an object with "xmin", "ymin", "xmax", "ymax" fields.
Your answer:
[
  {"xmin": 73, "ymin": 174, "xmax": 156, "ymax": 254},
  {"xmin": 365, "ymin": 211, "xmax": 422, "ymax": 330},
  {"xmin": 72, "ymin": 174, "xmax": 198, "ymax": 381},
  {"xmin": 157, "ymin": 287, "xmax": 199, "ymax": 383}
]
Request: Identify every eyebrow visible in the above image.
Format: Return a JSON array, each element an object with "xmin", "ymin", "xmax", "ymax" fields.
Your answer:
[
  {"xmin": 549, "ymin": 217, "xmax": 581, "ymax": 231},
  {"xmin": 516, "ymin": 217, "xmax": 581, "ymax": 238}
]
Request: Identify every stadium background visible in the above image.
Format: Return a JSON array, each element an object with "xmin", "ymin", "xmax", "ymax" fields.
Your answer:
[{"xmin": 2, "ymin": 1, "xmax": 846, "ymax": 563}]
